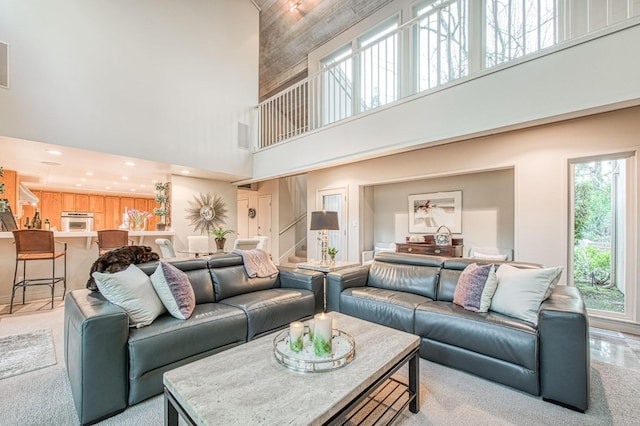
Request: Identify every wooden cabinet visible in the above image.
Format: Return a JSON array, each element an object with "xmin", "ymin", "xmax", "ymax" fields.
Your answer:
[
  {"xmin": 396, "ymin": 243, "xmax": 463, "ymax": 258},
  {"xmin": 0, "ymin": 168, "xmax": 18, "ymax": 210},
  {"xmin": 40, "ymin": 191, "xmax": 62, "ymax": 230},
  {"xmin": 104, "ymin": 196, "xmax": 121, "ymax": 230},
  {"xmin": 61, "ymin": 193, "xmax": 75, "ymax": 211}
]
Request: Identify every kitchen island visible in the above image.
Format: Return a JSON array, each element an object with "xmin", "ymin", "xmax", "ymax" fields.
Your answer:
[{"xmin": 0, "ymin": 230, "xmax": 175, "ymax": 305}]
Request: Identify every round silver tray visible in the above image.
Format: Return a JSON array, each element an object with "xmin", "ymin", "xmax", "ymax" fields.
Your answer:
[{"xmin": 273, "ymin": 326, "xmax": 356, "ymax": 373}]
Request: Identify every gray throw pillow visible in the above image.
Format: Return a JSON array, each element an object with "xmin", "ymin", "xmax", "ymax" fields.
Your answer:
[{"xmin": 151, "ymin": 262, "xmax": 196, "ymax": 320}]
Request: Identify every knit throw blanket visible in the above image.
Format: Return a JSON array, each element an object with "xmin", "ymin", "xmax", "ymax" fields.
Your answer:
[{"xmin": 232, "ymin": 248, "xmax": 279, "ymax": 278}]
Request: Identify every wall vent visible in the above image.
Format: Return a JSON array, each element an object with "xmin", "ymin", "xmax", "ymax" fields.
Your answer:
[
  {"xmin": 0, "ymin": 41, "xmax": 8, "ymax": 88},
  {"xmin": 237, "ymin": 122, "xmax": 250, "ymax": 150}
]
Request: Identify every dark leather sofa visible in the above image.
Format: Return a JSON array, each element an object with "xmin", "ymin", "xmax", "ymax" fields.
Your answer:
[
  {"xmin": 64, "ymin": 254, "xmax": 324, "ymax": 425},
  {"xmin": 326, "ymin": 252, "xmax": 590, "ymax": 412}
]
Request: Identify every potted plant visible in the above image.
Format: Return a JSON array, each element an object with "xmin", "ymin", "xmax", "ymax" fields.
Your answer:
[
  {"xmin": 328, "ymin": 246, "xmax": 338, "ymax": 264},
  {"xmin": 210, "ymin": 224, "xmax": 235, "ymax": 252},
  {"xmin": 153, "ymin": 182, "xmax": 170, "ymax": 230},
  {"xmin": 0, "ymin": 166, "xmax": 7, "ymax": 213}
]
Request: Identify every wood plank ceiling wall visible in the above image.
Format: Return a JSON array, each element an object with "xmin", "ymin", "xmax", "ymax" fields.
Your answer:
[{"xmin": 256, "ymin": 0, "xmax": 393, "ymax": 101}]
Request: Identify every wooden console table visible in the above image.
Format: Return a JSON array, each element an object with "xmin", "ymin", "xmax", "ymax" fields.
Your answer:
[{"xmin": 396, "ymin": 242, "xmax": 463, "ymax": 258}]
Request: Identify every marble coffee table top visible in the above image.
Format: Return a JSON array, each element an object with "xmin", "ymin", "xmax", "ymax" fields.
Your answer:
[{"xmin": 163, "ymin": 312, "xmax": 420, "ymax": 425}]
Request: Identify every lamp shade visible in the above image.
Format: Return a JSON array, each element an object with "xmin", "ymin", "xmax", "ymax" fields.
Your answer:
[{"xmin": 310, "ymin": 211, "xmax": 339, "ymax": 231}]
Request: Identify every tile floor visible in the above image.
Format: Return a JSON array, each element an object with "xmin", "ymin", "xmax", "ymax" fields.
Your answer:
[{"xmin": 2, "ymin": 299, "xmax": 640, "ymax": 373}]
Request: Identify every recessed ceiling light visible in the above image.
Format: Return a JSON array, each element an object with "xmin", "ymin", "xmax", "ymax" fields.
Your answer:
[
  {"xmin": 105, "ymin": 186, "xmax": 111, "ymax": 190},
  {"xmin": 40, "ymin": 161, "xmax": 61, "ymax": 166},
  {"xmin": 113, "ymin": 181, "xmax": 119, "ymax": 185},
  {"xmin": 46, "ymin": 149, "xmax": 62, "ymax": 155},
  {"xmin": 181, "ymin": 170, "xmax": 190, "ymax": 174},
  {"xmin": 124, "ymin": 161, "xmax": 136, "ymax": 166},
  {"xmin": 76, "ymin": 183, "xmax": 82, "ymax": 187},
  {"xmin": 139, "ymin": 184, "xmax": 146, "ymax": 188},
  {"xmin": 86, "ymin": 172, "xmax": 93, "ymax": 176},
  {"xmin": 122, "ymin": 176, "xmax": 128, "ymax": 180},
  {"xmin": 80, "ymin": 178, "xmax": 87, "ymax": 182},
  {"xmin": 130, "ymin": 188, "xmax": 136, "ymax": 192}
]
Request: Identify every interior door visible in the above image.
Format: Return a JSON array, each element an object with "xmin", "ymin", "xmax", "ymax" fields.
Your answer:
[
  {"xmin": 317, "ymin": 188, "xmax": 347, "ymax": 261},
  {"xmin": 258, "ymin": 195, "xmax": 272, "ymax": 252},
  {"xmin": 237, "ymin": 198, "xmax": 249, "ymax": 238}
]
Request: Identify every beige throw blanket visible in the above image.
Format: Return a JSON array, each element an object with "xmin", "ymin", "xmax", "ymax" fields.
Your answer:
[{"xmin": 232, "ymin": 248, "xmax": 278, "ymax": 278}]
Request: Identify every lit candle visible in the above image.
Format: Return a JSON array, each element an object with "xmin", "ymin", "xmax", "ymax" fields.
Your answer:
[
  {"xmin": 313, "ymin": 313, "xmax": 332, "ymax": 357},
  {"xmin": 289, "ymin": 321, "xmax": 304, "ymax": 353}
]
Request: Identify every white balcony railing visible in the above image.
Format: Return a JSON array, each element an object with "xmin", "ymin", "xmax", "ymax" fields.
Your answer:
[{"xmin": 257, "ymin": 0, "xmax": 640, "ymax": 149}]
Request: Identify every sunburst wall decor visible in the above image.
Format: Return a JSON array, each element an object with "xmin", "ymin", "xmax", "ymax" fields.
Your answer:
[{"xmin": 185, "ymin": 192, "xmax": 229, "ymax": 234}]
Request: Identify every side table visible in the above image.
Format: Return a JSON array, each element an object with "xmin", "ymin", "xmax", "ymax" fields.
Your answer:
[{"xmin": 296, "ymin": 261, "xmax": 359, "ymax": 311}]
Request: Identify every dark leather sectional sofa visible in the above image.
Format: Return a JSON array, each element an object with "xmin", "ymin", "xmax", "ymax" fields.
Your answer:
[
  {"xmin": 64, "ymin": 254, "xmax": 324, "ymax": 425},
  {"xmin": 326, "ymin": 252, "xmax": 590, "ymax": 412}
]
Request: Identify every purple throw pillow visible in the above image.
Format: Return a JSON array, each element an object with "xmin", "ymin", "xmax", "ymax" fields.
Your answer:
[
  {"xmin": 453, "ymin": 263, "xmax": 493, "ymax": 312},
  {"xmin": 150, "ymin": 262, "xmax": 196, "ymax": 320}
]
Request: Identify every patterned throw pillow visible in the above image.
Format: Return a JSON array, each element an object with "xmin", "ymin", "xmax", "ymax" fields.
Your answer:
[
  {"xmin": 150, "ymin": 262, "xmax": 196, "ymax": 320},
  {"xmin": 453, "ymin": 263, "xmax": 496, "ymax": 312}
]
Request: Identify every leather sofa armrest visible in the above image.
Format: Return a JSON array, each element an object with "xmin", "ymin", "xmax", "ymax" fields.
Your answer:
[
  {"xmin": 64, "ymin": 289, "xmax": 130, "ymax": 425},
  {"xmin": 326, "ymin": 265, "xmax": 370, "ymax": 312},
  {"xmin": 538, "ymin": 285, "xmax": 590, "ymax": 412},
  {"xmin": 278, "ymin": 267, "xmax": 325, "ymax": 313}
]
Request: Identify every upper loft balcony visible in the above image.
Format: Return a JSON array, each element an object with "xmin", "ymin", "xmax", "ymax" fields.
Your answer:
[{"xmin": 251, "ymin": 0, "xmax": 640, "ymax": 181}]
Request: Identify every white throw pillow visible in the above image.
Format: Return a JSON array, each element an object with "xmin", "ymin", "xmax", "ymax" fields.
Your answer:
[
  {"xmin": 93, "ymin": 264, "xmax": 166, "ymax": 328},
  {"xmin": 479, "ymin": 264, "xmax": 498, "ymax": 312},
  {"xmin": 490, "ymin": 264, "xmax": 563, "ymax": 324},
  {"xmin": 473, "ymin": 252, "xmax": 508, "ymax": 261}
]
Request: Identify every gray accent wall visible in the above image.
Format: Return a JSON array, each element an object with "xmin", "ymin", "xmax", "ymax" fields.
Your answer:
[{"xmin": 370, "ymin": 169, "xmax": 514, "ymax": 255}]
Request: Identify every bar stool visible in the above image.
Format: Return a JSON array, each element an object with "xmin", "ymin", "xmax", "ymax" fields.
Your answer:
[
  {"xmin": 11, "ymin": 229, "xmax": 67, "ymax": 313},
  {"xmin": 97, "ymin": 229, "xmax": 130, "ymax": 255}
]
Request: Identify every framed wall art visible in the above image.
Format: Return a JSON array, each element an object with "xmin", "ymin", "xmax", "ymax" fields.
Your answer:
[{"xmin": 408, "ymin": 191, "xmax": 462, "ymax": 234}]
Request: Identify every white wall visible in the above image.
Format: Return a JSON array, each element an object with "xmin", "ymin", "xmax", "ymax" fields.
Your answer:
[
  {"xmin": 0, "ymin": 0, "xmax": 258, "ymax": 179},
  {"xmin": 305, "ymin": 106, "xmax": 639, "ymax": 288},
  {"xmin": 253, "ymin": 23, "xmax": 640, "ymax": 180},
  {"xmin": 171, "ymin": 174, "xmax": 237, "ymax": 254}
]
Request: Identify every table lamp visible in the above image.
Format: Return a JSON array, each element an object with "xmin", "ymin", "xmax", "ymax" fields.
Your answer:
[{"xmin": 310, "ymin": 210, "xmax": 339, "ymax": 266}]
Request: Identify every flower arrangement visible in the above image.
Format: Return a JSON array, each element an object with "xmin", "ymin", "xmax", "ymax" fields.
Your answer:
[
  {"xmin": 128, "ymin": 209, "xmax": 152, "ymax": 231},
  {"xmin": 210, "ymin": 224, "xmax": 234, "ymax": 240}
]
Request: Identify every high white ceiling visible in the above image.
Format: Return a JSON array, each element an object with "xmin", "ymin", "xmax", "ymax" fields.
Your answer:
[{"xmin": 0, "ymin": 136, "xmax": 232, "ymax": 196}]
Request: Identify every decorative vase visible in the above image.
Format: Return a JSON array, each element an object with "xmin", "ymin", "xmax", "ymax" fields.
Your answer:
[
  {"xmin": 132, "ymin": 220, "xmax": 146, "ymax": 231},
  {"xmin": 215, "ymin": 238, "xmax": 226, "ymax": 253},
  {"xmin": 156, "ymin": 223, "xmax": 166, "ymax": 231}
]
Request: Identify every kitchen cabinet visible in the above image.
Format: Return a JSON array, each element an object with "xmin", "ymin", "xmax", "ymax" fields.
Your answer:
[
  {"xmin": 40, "ymin": 191, "xmax": 62, "ymax": 230},
  {"xmin": 61, "ymin": 193, "xmax": 75, "ymax": 211},
  {"xmin": 0, "ymin": 168, "xmax": 18, "ymax": 210},
  {"xmin": 104, "ymin": 196, "xmax": 121, "ymax": 229}
]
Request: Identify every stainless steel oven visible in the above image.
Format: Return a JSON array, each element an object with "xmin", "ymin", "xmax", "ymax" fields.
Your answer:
[{"xmin": 61, "ymin": 212, "xmax": 94, "ymax": 232}]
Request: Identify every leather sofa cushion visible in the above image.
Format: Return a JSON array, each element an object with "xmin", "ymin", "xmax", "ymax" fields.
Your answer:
[
  {"xmin": 340, "ymin": 287, "xmax": 433, "ymax": 333},
  {"xmin": 368, "ymin": 261, "xmax": 440, "ymax": 299},
  {"xmin": 138, "ymin": 258, "xmax": 215, "ymax": 304},
  {"xmin": 220, "ymin": 288, "xmax": 315, "ymax": 340},
  {"xmin": 128, "ymin": 303, "xmax": 247, "ymax": 388},
  {"xmin": 212, "ymin": 264, "xmax": 278, "ymax": 301},
  {"xmin": 415, "ymin": 301, "xmax": 538, "ymax": 370}
]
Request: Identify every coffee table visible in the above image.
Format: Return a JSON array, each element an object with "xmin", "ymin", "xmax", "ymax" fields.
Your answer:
[{"xmin": 164, "ymin": 312, "xmax": 420, "ymax": 425}]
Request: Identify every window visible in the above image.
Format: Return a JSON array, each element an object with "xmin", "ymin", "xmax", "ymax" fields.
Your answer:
[
  {"xmin": 569, "ymin": 152, "xmax": 636, "ymax": 320},
  {"xmin": 357, "ymin": 19, "xmax": 399, "ymax": 110},
  {"xmin": 485, "ymin": 0, "xmax": 556, "ymax": 67},
  {"xmin": 415, "ymin": 0, "xmax": 469, "ymax": 91},
  {"xmin": 321, "ymin": 45, "xmax": 353, "ymax": 125}
]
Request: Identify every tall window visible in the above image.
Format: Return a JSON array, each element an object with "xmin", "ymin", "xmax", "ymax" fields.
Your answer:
[
  {"xmin": 321, "ymin": 45, "xmax": 353, "ymax": 125},
  {"xmin": 486, "ymin": 0, "xmax": 556, "ymax": 67},
  {"xmin": 416, "ymin": 0, "xmax": 469, "ymax": 91},
  {"xmin": 569, "ymin": 152, "xmax": 636, "ymax": 320},
  {"xmin": 358, "ymin": 19, "xmax": 399, "ymax": 111}
]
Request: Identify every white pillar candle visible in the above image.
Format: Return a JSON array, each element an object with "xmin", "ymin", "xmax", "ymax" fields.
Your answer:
[
  {"xmin": 313, "ymin": 313, "xmax": 333, "ymax": 357},
  {"xmin": 289, "ymin": 321, "xmax": 304, "ymax": 352}
]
